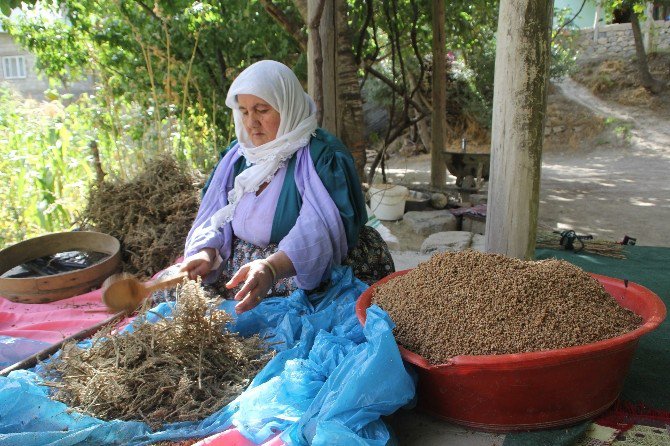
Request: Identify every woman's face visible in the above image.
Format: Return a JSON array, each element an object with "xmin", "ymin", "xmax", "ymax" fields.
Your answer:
[{"xmin": 237, "ymin": 94, "xmax": 281, "ymax": 146}]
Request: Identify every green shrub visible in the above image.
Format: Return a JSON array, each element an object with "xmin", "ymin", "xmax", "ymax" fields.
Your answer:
[{"xmin": 0, "ymin": 87, "xmax": 92, "ymax": 246}]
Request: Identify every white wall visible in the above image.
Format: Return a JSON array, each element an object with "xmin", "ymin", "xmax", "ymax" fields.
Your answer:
[{"xmin": 0, "ymin": 32, "xmax": 94, "ymax": 100}]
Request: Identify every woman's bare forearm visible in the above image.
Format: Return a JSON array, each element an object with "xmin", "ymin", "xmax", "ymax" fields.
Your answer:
[{"xmin": 265, "ymin": 251, "xmax": 296, "ymax": 281}]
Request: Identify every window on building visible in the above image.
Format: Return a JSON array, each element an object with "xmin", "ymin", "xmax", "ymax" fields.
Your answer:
[{"xmin": 2, "ymin": 56, "xmax": 27, "ymax": 79}]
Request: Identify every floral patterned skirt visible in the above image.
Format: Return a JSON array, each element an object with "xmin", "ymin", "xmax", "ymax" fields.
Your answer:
[
  {"xmin": 153, "ymin": 225, "xmax": 394, "ymax": 303},
  {"xmin": 209, "ymin": 239, "xmax": 299, "ymax": 298},
  {"xmin": 343, "ymin": 225, "xmax": 395, "ymax": 285}
]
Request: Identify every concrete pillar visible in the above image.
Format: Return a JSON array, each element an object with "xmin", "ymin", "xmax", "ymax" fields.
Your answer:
[
  {"xmin": 593, "ymin": 1, "xmax": 603, "ymax": 41},
  {"xmin": 643, "ymin": 2, "xmax": 655, "ymax": 52}
]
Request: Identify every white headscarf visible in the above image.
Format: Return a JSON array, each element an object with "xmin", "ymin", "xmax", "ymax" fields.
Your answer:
[{"xmin": 209, "ymin": 60, "xmax": 317, "ymax": 229}]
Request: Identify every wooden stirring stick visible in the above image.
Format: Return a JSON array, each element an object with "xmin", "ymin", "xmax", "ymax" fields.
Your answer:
[{"xmin": 102, "ymin": 271, "xmax": 189, "ymax": 313}]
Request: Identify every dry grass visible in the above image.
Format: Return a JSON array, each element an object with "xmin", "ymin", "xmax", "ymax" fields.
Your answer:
[
  {"xmin": 544, "ymin": 90, "xmax": 606, "ymax": 152},
  {"xmin": 81, "ymin": 155, "xmax": 201, "ymax": 279},
  {"xmin": 618, "ymin": 86, "xmax": 654, "ymax": 107},
  {"xmin": 42, "ymin": 280, "xmax": 272, "ymax": 429},
  {"xmin": 536, "ymin": 230, "xmax": 626, "ymax": 259},
  {"xmin": 445, "ymin": 115, "xmax": 492, "ymax": 154},
  {"xmin": 574, "ymin": 53, "xmax": 670, "ymax": 111}
]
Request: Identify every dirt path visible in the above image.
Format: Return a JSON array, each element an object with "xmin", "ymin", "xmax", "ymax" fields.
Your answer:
[
  {"xmin": 378, "ymin": 77, "xmax": 670, "ymax": 251},
  {"xmin": 555, "ymin": 78, "xmax": 670, "ymax": 157},
  {"xmin": 541, "ymin": 79, "xmax": 670, "ymax": 247}
]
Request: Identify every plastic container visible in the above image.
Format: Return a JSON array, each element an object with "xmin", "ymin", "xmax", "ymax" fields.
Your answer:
[
  {"xmin": 404, "ymin": 190, "xmax": 431, "ymax": 213},
  {"xmin": 356, "ymin": 270, "xmax": 666, "ymax": 431},
  {"xmin": 369, "ymin": 184, "xmax": 408, "ymax": 221}
]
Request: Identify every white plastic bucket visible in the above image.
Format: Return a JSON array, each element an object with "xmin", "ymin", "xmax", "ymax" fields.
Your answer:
[{"xmin": 369, "ymin": 184, "xmax": 408, "ymax": 221}]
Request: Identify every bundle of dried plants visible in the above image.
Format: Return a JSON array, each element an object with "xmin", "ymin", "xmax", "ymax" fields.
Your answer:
[
  {"xmin": 536, "ymin": 230, "xmax": 626, "ymax": 259},
  {"xmin": 81, "ymin": 155, "xmax": 201, "ymax": 279},
  {"xmin": 43, "ymin": 280, "xmax": 272, "ymax": 429}
]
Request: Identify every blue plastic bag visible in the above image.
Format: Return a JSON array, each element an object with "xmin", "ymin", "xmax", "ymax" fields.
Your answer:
[{"xmin": 0, "ymin": 267, "xmax": 415, "ymax": 445}]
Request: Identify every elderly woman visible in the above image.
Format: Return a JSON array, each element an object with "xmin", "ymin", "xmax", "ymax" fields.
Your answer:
[{"xmin": 179, "ymin": 60, "xmax": 394, "ymax": 314}]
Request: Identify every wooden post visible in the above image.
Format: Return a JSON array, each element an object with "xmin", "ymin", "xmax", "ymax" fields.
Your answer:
[
  {"xmin": 485, "ymin": 0, "xmax": 554, "ymax": 259},
  {"xmin": 431, "ymin": 0, "xmax": 446, "ymax": 188},
  {"xmin": 88, "ymin": 140, "xmax": 106, "ymax": 186},
  {"xmin": 307, "ymin": 0, "xmax": 367, "ymax": 178},
  {"xmin": 308, "ymin": 0, "xmax": 337, "ymax": 134},
  {"xmin": 307, "ymin": 0, "xmax": 326, "ymax": 125}
]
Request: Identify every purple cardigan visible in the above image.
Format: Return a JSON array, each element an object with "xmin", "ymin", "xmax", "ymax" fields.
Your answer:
[{"xmin": 184, "ymin": 143, "xmax": 348, "ymax": 290}]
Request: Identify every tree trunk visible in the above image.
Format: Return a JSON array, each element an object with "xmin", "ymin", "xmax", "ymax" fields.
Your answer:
[
  {"xmin": 431, "ymin": 0, "xmax": 447, "ymax": 188},
  {"xmin": 307, "ymin": 0, "xmax": 328, "ymax": 125},
  {"xmin": 334, "ymin": 0, "xmax": 367, "ymax": 179},
  {"xmin": 259, "ymin": 0, "xmax": 307, "ymax": 51},
  {"xmin": 485, "ymin": 0, "xmax": 554, "ymax": 259},
  {"xmin": 306, "ymin": 0, "xmax": 367, "ymax": 180},
  {"xmin": 266, "ymin": 1, "xmax": 367, "ymax": 180},
  {"xmin": 630, "ymin": 7, "xmax": 665, "ymax": 94},
  {"xmin": 407, "ymin": 73, "xmax": 432, "ymax": 155},
  {"xmin": 294, "ymin": 0, "xmax": 307, "ymax": 20},
  {"xmin": 416, "ymin": 114, "xmax": 432, "ymax": 156}
]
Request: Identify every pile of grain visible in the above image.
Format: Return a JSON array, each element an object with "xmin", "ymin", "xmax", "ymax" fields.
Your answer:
[
  {"xmin": 374, "ymin": 250, "xmax": 642, "ymax": 365},
  {"xmin": 43, "ymin": 280, "xmax": 271, "ymax": 428},
  {"xmin": 81, "ymin": 155, "xmax": 201, "ymax": 279}
]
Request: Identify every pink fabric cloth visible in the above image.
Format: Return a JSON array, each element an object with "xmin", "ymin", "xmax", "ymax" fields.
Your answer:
[
  {"xmin": 0, "ymin": 288, "xmax": 124, "ymax": 343},
  {"xmin": 193, "ymin": 429, "xmax": 284, "ymax": 446}
]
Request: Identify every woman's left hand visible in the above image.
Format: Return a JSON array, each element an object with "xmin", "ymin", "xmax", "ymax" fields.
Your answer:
[{"xmin": 226, "ymin": 260, "xmax": 274, "ymax": 314}]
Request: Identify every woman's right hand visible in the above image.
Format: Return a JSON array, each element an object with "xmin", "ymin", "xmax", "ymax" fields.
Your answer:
[{"xmin": 179, "ymin": 248, "xmax": 216, "ymax": 279}]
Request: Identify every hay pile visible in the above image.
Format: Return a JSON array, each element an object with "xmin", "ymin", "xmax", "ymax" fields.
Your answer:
[
  {"xmin": 43, "ymin": 280, "xmax": 272, "ymax": 428},
  {"xmin": 82, "ymin": 155, "xmax": 201, "ymax": 279}
]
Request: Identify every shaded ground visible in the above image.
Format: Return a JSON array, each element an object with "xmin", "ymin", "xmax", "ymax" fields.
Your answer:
[
  {"xmin": 543, "ymin": 77, "xmax": 670, "ymax": 247},
  {"xmin": 373, "ymin": 74, "xmax": 670, "ymax": 251}
]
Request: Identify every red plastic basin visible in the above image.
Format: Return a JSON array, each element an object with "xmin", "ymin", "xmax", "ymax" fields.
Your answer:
[{"xmin": 356, "ymin": 271, "xmax": 666, "ymax": 432}]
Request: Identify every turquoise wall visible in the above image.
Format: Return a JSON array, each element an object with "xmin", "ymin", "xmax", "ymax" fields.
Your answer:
[{"xmin": 555, "ymin": 0, "xmax": 600, "ymax": 29}]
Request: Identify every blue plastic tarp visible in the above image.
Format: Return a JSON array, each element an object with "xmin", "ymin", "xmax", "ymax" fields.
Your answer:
[{"xmin": 0, "ymin": 267, "xmax": 415, "ymax": 445}]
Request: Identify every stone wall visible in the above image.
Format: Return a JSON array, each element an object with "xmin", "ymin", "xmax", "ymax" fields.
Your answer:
[{"xmin": 575, "ymin": 20, "xmax": 670, "ymax": 60}]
